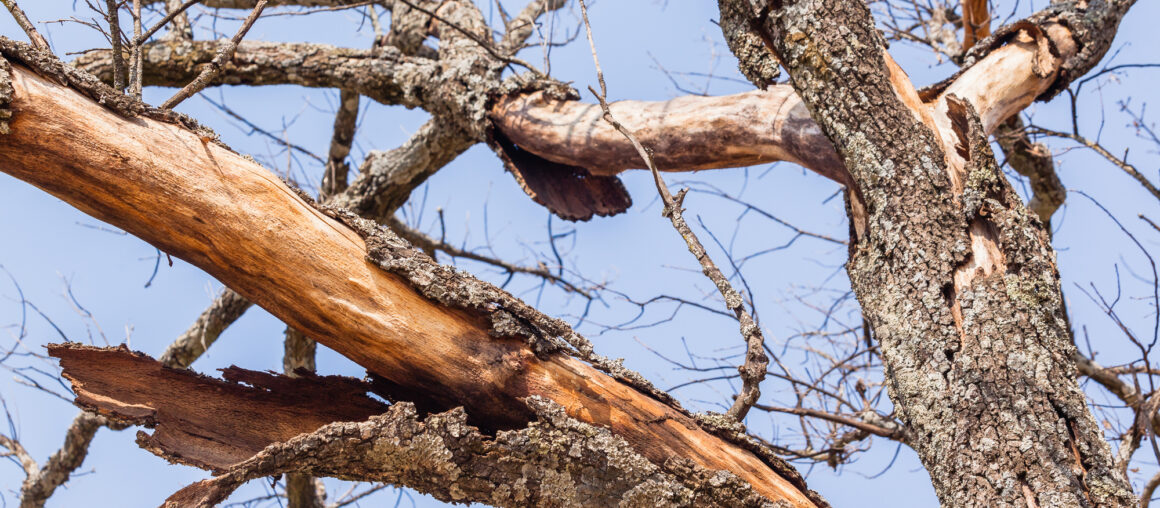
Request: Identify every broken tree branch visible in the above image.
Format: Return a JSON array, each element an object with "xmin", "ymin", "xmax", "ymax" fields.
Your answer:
[
  {"xmin": 0, "ymin": 51, "xmax": 821, "ymax": 506},
  {"xmin": 50, "ymin": 345, "xmax": 801, "ymax": 507}
]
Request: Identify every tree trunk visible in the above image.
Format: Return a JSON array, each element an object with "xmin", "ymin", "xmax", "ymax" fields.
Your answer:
[{"xmin": 727, "ymin": 0, "xmax": 1138, "ymax": 505}]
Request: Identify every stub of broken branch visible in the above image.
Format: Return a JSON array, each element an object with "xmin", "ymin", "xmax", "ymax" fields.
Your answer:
[{"xmin": 51, "ymin": 344, "xmax": 796, "ymax": 508}]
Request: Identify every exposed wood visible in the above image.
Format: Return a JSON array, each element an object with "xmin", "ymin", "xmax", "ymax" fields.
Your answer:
[
  {"xmin": 71, "ymin": 22, "xmax": 1066, "ymax": 203},
  {"xmin": 490, "ymin": 26, "xmax": 1067, "ymax": 191},
  {"xmin": 961, "ymin": 0, "xmax": 991, "ymax": 50},
  {"xmin": 50, "ymin": 345, "xmax": 804, "ymax": 508},
  {"xmin": 0, "ymin": 63, "xmax": 819, "ymax": 507},
  {"xmin": 492, "ymin": 88, "xmax": 850, "ymax": 185}
]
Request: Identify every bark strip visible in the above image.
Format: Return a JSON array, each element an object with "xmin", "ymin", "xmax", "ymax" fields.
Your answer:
[
  {"xmin": 0, "ymin": 53, "xmax": 821, "ymax": 506},
  {"xmin": 50, "ymin": 344, "xmax": 794, "ymax": 508}
]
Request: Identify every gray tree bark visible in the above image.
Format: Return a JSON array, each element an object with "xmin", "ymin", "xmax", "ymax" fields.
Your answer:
[{"xmin": 722, "ymin": 0, "xmax": 1139, "ymax": 505}]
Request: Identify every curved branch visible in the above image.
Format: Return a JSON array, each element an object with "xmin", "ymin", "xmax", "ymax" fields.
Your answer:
[
  {"xmin": 16, "ymin": 412, "xmax": 106, "ymax": 508},
  {"xmin": 491, "ymin": 28, "xmax": 1069, "ymax": 188},
  {"xmin": 492, "ymin": 88, "xmax": 850, "ymax": 185}
]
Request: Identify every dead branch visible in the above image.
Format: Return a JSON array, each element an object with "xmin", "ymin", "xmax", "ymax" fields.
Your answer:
[
  {"xmin": 51, "ymin": 345, "xmax": 804, "ymax": 508},
  {"xmin": 1030, "ymin": 125, "xmax": 1160, "ymax": 204},
  {"xmin": 74, "ymin": 40, "xmax": 440, "ymax": 109},
  {"xmin": 0, "ymin": 0, "xmax": 49, "ymax": 51},
  {"xmin": 996, "ymin": 117, "xmax": 1064, "ymax": 224},
  {"xmin": 0, "ymin": 51, "xmax": 820, "ymax": 506},
  {"xmin": 161, "ymin": 0, "xmax": 267, "ymax": 109}
]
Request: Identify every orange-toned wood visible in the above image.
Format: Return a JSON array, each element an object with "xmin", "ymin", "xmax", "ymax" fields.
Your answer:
[
  {"xmin": 0, "ymin": 64, "xmax": 817, "ymax": 507},
  {"xmin": 962, "ymin": 0, "xmax": 992, "ymax": 50}
]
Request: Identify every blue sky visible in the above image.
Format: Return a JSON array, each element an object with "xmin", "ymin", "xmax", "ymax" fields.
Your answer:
[{"xmin": 2, "ymin": 1, "xmax": 1159, "ymax": 506}]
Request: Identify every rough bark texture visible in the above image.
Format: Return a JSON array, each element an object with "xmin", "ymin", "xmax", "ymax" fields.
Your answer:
[
  {"xmin": 725, "ymin": 0, "xmax": 1139, "ymax": 505},
  {"xmin": 50, "ymin": 345, "xmax": 797, "ymax": 508},
  {"xmin": 718, "ymin": 0, "xmax": 782, "ymax": 89},
  {"xmin": 329, "ymin": 119, "xmax": 472, "ymax": 220},
  {"xmin": 996, "ymin": 117, "xmax": 1063, "ymax": 225},
  {"xmin": 0, "ymin": 44, "xmax": 822, "ymax": 506},
  {"xmin": 16, "ymin": 412, "xmax": 107, "ymax": 508},
  {"xmin": 74, "ymin": 40, "xmax": 438, "ymax": 109}
]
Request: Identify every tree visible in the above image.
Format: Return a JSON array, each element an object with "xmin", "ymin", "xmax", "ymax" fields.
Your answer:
[{"xmin": 0, "ymin": 0, "xmax": 1156, "ymax": 506}]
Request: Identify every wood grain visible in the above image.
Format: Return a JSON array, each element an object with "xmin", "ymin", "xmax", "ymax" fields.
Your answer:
[{"xmin": 0, "ymin": 64, "xmax": 818, "ymax": 507}]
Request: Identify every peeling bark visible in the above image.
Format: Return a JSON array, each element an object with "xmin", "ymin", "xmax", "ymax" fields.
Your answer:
[
  {"xmin": 0, "ymin": 47, "xmax": 821, "ymax": 506},
  {"xmin": 51, "ymin": 345, "xmax": 801, "ymax": 508}
]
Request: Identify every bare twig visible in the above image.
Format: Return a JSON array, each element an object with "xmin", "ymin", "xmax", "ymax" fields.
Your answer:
[
  {"xmin": 750, "ymin": 403, "xmax": 904, "ymax": 440},
  {"xmin": 1030, "ymin": 125, "xmax": 1160, "ymax": 204},
  {"xmin": 576, "ymin": 0, "xmax": 767, "ymax": 421},
  {"xmin": 142, "ymin": 0, "xmax": 199, "ymax": 44},
  {"xmin": 392, "ymin": 0, "xmax": 544, "ymax": 76},
  {"xmin": 1144, "ymin": 469, "xmax": 1160, "ymax": 508},
  {"xmin": 385, "ymin": 215, "xmax": 595, "ymax": 298},
  {"xmin": 104, "ymin": 0, "xmax": 126, "ymax": 91},
  {"xmin": 161, "ymin": 0, "xmax": 267, "ymax": 109},
  {"xmin": 1, "ymin": 0, "xmax": 50, "ymax": 51}
]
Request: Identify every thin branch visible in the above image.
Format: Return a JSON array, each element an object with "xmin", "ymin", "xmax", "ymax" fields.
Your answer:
[
  {"xmin": 0, "ymin": 0, "xmax": 50, "ymax": 51},
  {"xmin": 129, "ymin": 0, "xmax": 143, "ymax": 98},
  {"xmin": 385, "ymin": 215, "xmax": 594, "ymax": 299},
  {"xmin": 104, "ymin": 0, "xmax": 126, "ymax": 91},
  {"xmin": 750, "ymin": 403, "xmax": 905, "ymax": 440},
  {"xmin": 392, "ymin": 0, "xmax": 543, "ymax": 76},
  {"xmin": 1144, "ymin": 469, "xmax": 1160, "ymax": 508},
  {"xmin": 576, "ymin": 0, "xmax": 767, "ymax": 421},
  {"xmin": 161, "ymin": 0, "xmax": 267, "ymax": 109},
  {"xmin": 1030, "ymin": 126, "xmax": 1160, "ymax": 204},
  {"xmin": 140, "ymin": 0, "xmax": 200, "ymax": 44}
]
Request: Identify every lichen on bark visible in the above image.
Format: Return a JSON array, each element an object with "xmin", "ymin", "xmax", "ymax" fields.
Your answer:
[
  {"xmin": 313, "ymin": 202, "xmax": 680, "ymax": 406},
  {"xmin": 0, "ymin": 56, "xmax": 12, "ymax": 134},
  {"xmin": 0, "ymin": 37, "xmax": 222, "ymax": 143},
  {"xmin": 163, "ymin": 397, "xmax": 789, "ymax": 508},
  {"xmin": 723, "ymin": 0, "xmax": 1139, "ymax": 504}
]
